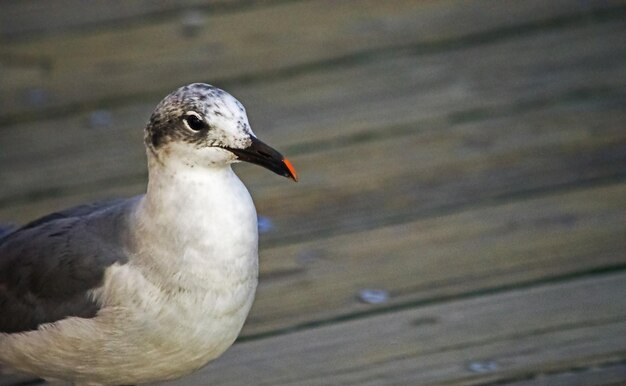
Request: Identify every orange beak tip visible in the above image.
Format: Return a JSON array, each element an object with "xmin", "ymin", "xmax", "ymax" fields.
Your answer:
[{"xmin": 283, "ymin": 158, "xmax": 299, "ymax": 182}]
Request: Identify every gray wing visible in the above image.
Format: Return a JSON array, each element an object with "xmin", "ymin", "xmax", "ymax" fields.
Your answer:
[
  {"xmin": 13, "ymin": 198, "xmax": 128, "ymax": 232},
  {"xmin": 0, "ymin": 198, "xmax": 137, "ymax": 333}
]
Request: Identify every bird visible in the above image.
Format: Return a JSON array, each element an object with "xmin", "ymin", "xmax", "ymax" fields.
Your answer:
[{"xmin": 0, "ymin": 83, "xmax": 298, "ymax": 385}]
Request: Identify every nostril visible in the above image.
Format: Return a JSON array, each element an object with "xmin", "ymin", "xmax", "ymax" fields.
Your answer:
[{"xmin": 258, "ymin": 150, "xmax": 273, "ymax": 159}]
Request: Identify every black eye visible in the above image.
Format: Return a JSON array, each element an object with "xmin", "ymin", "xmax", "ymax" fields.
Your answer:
[{"xmin": 183, "ymin": 113, "xmax": 206, "ymax": 131}]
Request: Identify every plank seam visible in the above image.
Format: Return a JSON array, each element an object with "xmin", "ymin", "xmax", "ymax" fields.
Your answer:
[
  {"xmin": 1, "ymin": 5, "xmax": 624, "ymax": 127},
  {"xmin": 236, "ymin": 266, "xmax": 626, "ymax": 343},
  {"xmin": 286, "ymin": 86, "xmax": 625, "ymax": 157},
  {"xmin": 262, "ymin": 173, "xmax": 626, "ymax": 248},
  {"xmin": 1, "ymin": 0, "xmax": 307, "ymax": 41},
  {"xmin": 474, "ymin": 357, "xmax": 626, "ymax": 386},
  {"xmin": 313, "ymin": 319, "xmax": 626, "ymax": 382}
]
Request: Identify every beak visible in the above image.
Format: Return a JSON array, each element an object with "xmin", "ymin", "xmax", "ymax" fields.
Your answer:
[{"xmin": 227, "ymin": 136, "xmax": 298, "ymax": 182}]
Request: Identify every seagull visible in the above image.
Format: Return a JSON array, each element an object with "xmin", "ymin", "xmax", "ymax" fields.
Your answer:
[{"xmin": 0, "ymin": 83, "xmax": 298, "ymax": 385}]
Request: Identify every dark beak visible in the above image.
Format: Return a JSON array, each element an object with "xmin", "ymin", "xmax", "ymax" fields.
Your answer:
[{"xmin": 227, "ymin": 136, "xmax": 298, "ymax": 182}]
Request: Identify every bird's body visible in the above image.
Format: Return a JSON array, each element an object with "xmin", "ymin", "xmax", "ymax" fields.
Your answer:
[{"xmin": 0, "ymin": 84, "xmax": 297, "ymax": 385}]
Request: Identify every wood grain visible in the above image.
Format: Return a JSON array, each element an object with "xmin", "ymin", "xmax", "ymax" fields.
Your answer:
[
  {"xmin": 503, "ymin": 362, "xmax": 626, "ymax": 386},
  {"xmin": 240, "ymin": 182, "xmax": 626, "ymax": 336},
  {"xmin": 1, "ymin": 1, "xmax": 625, "ymax": 385},
  {"xmin": 161, "ymin": 272, "xmax": 626, "ymax": 385},
  {"xmin": 1, "ymin": 20, "xmax": 624, "ymax": 233},
  {"xmin": 0, "ymin": 0, "xmax": 622, "ymax": 119},
  {"xmin": 0, "ymin": 0, "xmax": 269, "ymax": 39}
]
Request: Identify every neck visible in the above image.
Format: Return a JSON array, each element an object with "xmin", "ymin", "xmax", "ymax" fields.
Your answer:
[
  {"xmin": 124, "ymin": 155, "xmax": 259, "ymax": 359},
  {"xmin": 144, "ymin": 156, "xmax": 247, "ymax": 214},
  {"xmin": 133, "ymin": 155, "xmax": 259, "ymax": 281}
]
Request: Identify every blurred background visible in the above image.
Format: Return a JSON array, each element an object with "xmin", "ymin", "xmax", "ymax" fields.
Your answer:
[{"xmin": 1, "ymin": 1, "xmax": 625, "ymax": 385}]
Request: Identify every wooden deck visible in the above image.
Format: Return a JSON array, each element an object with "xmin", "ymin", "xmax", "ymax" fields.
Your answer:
[{"xmin": 1, "ymin": 0, "xmax": 625, "ymax": 384}]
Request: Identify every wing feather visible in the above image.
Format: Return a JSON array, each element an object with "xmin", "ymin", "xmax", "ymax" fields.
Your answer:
[{"xmin": 0, "ymin": 198, "xmax": 137, "ymax": 333}]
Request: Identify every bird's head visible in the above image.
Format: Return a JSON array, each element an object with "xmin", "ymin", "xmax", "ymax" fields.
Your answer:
[{"xmin": 145, "ymin": 83, "xmax": 297, "ymax": 181}]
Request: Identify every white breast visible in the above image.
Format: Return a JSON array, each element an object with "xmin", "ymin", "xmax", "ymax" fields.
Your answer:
[
  {"xmin": 108, "ymin": 163, "xmax": 261, "ymax": 377},
  {"xmin": 0, "ymin": 165, "xmax": 260, "ymax": 385}
]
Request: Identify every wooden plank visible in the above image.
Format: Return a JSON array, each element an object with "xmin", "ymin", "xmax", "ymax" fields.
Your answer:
[
  {"xmin": 2, "ymin": 18, "xmax": 623, "ymax": 166},
  {"xmin": 0, "ymin": 20, "xmax": 624, "ymax": 233},
  {"xmin": 162, "ymin": 272, "xmax": 626, "ymax": 385},
  {"xmin": 240, "ymin": 182, "xmax": 626, "ymax": 336},
  {"xmin": 0, "ymin": 0, "xmax": 621, "ymax": 119},
  {"xmin": 247, "ymin": 104, "xmax": 625, "ymax": 246},
  {"xmin": 0, "ymin": 0, "xmax": 266, "ymax": 39},
  {"xmin": 503, "ymin": 362, "xmax": 626, "ymax": 386}
]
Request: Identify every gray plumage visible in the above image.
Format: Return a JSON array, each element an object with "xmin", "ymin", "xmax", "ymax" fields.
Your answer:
[{"xmin": 0, "ymin": 199, "xmax": 134, "ymax": 333}]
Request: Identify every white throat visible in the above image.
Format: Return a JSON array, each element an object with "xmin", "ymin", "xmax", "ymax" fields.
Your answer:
[
  {"xmin": 120, "ymin": 155, "xmax": 260, "ymax": 366},
  {"xmin": 135, "ymin": 156, "xmax": 259, "ymax": 284}
]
